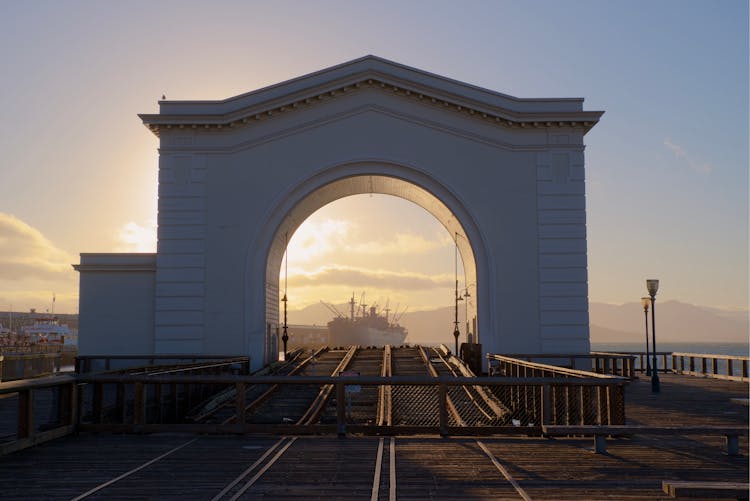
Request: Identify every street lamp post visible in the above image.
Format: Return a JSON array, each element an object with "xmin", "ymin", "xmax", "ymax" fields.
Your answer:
[
  {"xmin": 646, "ymin": 279, "xmax": 660, "ymax": 393},
  {"xmin": 281, "ymin": 292, "xmax": 289, "ymax": 359},
  {"xmin": 641, "ymin": 297, "xmax": 651, "ymax": 376},
  {"xmin": 464, "ymin": 286, "xmax": 471, "ymax": 343},
  {"xmin": 454, "ymin": 278, "xmax": 461, "ymax": 356},
  {"xmin": 281, "ymin": 232, "xmax": 290, "ymax": 360},
  {"xmin": 453, "ymin": 232, "xmax": 461, "ymax": 355}
]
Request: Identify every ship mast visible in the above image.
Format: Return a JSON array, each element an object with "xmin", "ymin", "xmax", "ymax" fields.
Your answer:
[{"xmin": 349, "ymin": 293, "xmax": 356, "ymax": 321}]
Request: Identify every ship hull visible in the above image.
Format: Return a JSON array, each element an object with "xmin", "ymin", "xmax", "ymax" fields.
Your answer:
[{"xmin": 327, "ymin": 324, "xmax": 407, "ymax": 347}]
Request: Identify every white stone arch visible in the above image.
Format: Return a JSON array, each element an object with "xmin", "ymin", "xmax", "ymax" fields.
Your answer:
[
  {"xmin": 77, "ymin": 56, "xmax": 601, "ymax": 368},
  {"xmin": 245, "ymin": 159, "xmax": 491, "ymax": 364}
]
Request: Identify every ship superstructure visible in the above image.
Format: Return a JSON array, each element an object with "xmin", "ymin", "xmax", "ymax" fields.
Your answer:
[{"xmin": 326, "ymin": 293, "xmax": 407, "ymax": 347}]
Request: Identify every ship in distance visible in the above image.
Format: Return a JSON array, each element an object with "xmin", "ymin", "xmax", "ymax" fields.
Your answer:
[{"xmin": 324, "ymin": 293, "xmax": 408, "ymax": 347}]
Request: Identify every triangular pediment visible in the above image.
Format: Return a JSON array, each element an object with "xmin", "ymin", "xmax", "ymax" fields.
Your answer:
[{"xmin": 139, "ymin": 55, "xmax": 602, "ymax": 136}]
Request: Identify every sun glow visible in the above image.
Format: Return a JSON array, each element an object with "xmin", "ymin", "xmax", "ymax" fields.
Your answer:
[{"xmin": 279, "ymin": 195, "xmax": 462, "ymax": 312}]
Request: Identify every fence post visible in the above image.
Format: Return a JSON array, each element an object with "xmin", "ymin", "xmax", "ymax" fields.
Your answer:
[
  {"xmin": 235, "ymin": 382, "xmax": 246, "ymax": 426},
  {"xmin": 605, "ymin": 386, "xmax": 613, "ymax": 425},
  {"xmin": 727, "ymin": 359, "xmax": 734, "ymax": 378},
  {"xmin": 439, "ymin": 383, "xmax": 448, "ymax": 436},
  {"xmin": 93, "ymin": 382, "xmax": 104, "ymax": 423},
  {"xmin": 18, "ymin": 389, "xmax": 33, "ymax": 438},
  {"xmin": 134, "ymin": 382, "xmax": 145, "ymax": 427},
  {"xmin": 542, "ymin": 384, "xmax": 552, "ymax": 425},
  {"xmin": 336, "ymin": 381, "xmax": 346, "ymax": 436}
]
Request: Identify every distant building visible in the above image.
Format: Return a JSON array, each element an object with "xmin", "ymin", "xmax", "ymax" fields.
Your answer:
[{"xmin": 75, "ymin": 56, "xmax": 602, "ymax": 369}]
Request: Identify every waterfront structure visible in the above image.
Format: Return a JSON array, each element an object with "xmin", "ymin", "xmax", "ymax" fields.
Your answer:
[{"xmin": 75, "ymin": 56, "xmax": 602, "ymax": 368}]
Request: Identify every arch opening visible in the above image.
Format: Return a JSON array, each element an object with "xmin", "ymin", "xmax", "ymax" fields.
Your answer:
[{"xmin": 260, "ymin": 170, "xmax": 484, "ymax": 362}]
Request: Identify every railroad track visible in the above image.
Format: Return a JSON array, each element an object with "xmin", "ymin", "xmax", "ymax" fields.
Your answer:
[
  {"xmin": 190, "ymin": 344, "xmax": 507, "ymax": 429},
  {"xmin": 318, "ymin": 346, "xmax": 384, "ymax": 425},
  {"xmin": 426, "ymin": 345, "xmax": 508, "ymax": 426},
  {"xmin": 189, "ymin": 348, "xmax": 314, "ymax": 424},
  {"xmin": 390, "ymin": 346, "xmax": 439, "ymax": 426},
  {"xmin": 241, "ymin": 347, "xmax": 356, "ymax": 425}
]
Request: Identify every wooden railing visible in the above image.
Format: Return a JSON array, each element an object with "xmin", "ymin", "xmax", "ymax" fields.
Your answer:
[
  {"xmin": 0, "ymin": 375, "xmax": 78, "ymax": 455},
  {"xmin": 498, "ymin": 353, "xmax": 637, "ymax": 379},
  {"xmin": 0, "ymin": 353, "xmax": 64, "ymax": 382},
  {"xmin": 670, "ymin": 352, "xmax": 749, "ymax": 382},
  {"xmin": 73, "ymin": 373, "xmax": 628, "ymax": 434},
  {"xmin": 0, "ymin": 370, "xmax": 629, "ymax": 453},
  {"xmin": 75, "ymin": 355, "xmax": 250, "ymax": 374},
  {"xmin": 486, "ymin": 354, "xmax": 628, "ymax": 425},
  {"xmin": 595, "ymin": 351, "xmax": 749, "ymax": 382}
]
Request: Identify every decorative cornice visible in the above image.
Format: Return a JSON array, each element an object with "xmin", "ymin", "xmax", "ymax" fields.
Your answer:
[
  {"xmin": 140, "ymin": 77, "xmax": 603, "ymax": 138},
  {"xmin": 73, "ymin": 253, "xmax": 157, "ymax": 272},
  {"xmin": 73, "ymin": 264, "xmax": 156, "ymax": 272}
]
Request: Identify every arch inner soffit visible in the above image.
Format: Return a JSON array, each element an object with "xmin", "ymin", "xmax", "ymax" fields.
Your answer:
[{"xmin": 265, "ymin": 175, "xmax": 477, "ymax": 290}]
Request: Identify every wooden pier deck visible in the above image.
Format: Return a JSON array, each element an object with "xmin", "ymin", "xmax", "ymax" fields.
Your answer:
[{"xmin": 0, "ymin": 372, "xmax": 746, "ymax": 500}]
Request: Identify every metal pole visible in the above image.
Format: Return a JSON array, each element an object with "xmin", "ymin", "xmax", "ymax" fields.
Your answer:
[
  {"xmin": 644, "ymin": 305, "xmax": 651, "ymax": 376},
  {"xmin": 650, "ymin": 295, "xmax": 660, "ymax": 393},
  {"xmin": 453, "ymin": 233, "xmax": 460, "ymax": 355},
  {"xmin": 454, "ymin": 278, "xmax": 460, "ymax": 356},
  {"xmin": 282, "ymin": 294, "xmax": 289, "ymax": 358},
  {"xmin": 281, "ymin": 232, "xmax": 289, "ymax": 359}
]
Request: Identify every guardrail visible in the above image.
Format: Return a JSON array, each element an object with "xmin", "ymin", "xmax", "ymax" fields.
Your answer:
[
  {"xmin": 73, "ymin": 373, "xmax": 628, "ymax": 435},
  {"xmin": 0, "ymin": 353, "xmax": 65, "ymax": 382},
  {"xmin": 0, "ymin": 358, "xmax": 246, "ymax": 455},
  {"xmin": 496, "ymin": 353, "xmax": 637, "ymax": 379},
  {"xmin": 486, "ymin": 354, "xmax": 628, "ymax": 426},
  {"xmin": 0, "ymin": 375, "xmax": 77, "ymax": 455},
  {"xmin": 75, "ymin": 355, "xmax": 250, "ymax": 374},
  {"xmin": 0, "ymin": 371, "xmax": 629, "ymax": 452},
  {"xmin": 595, "ymin": 351, "xmax": 749, "ymax": 382},
  {"xmin": 670, "ymin": 352, "xmax": 749, "ymax": 382}
]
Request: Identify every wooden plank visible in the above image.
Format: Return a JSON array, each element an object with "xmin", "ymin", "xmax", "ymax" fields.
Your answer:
[
  {"xmin": 662, "ymin": 480, "xmax": 750, "ymax": 498},
  {"xmin": 0, "ymin": 425, "xmax": 75, "ymax": 456}
]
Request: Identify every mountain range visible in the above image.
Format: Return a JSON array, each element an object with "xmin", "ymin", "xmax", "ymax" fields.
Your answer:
[{"xmin": 288, "ymin": 300, "xmax": 748, "ymax": 345}]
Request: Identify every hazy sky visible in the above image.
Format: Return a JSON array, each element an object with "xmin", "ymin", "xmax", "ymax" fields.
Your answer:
[{"xmin": 0, "ymin": 0, "xmax": 747, "ymax": 314}]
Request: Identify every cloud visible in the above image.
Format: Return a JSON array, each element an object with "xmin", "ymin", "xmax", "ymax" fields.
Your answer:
[
  {"xmin": 664, "ymin": 139, "xmax": 713, "ymax": 174},
  {"xmin": 288, "ymin": 266, "xmax": 452, "ymax": 290},
  {"xmin": 0, "ymin": 212, "xmax": 77, "ymax": 280},
  {"xmin": 116, "ymin": 220, "xmax": 157, "ymax": 252},
  {"xmin": 288, "ymin": 218, "xmax": 452, "ymax": 263},
  {"xmin": 288, "ymin": 219, "xmax": 351, "ymax": 262},
  {"xmin": 347, "ymin": 232, "xmax": 451, "ymax": 255}
]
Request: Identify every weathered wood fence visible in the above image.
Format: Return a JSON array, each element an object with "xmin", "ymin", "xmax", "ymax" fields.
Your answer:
[
  {"xmin": 595, "ymin": 351, "xmax": 749, "ymax": 382},
  {"xmin": 487, "ymin": 354, "xmax": 628, "ymax": 426}
]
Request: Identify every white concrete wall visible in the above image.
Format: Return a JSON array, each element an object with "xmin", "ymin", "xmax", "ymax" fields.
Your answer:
[
  {"xmin": 75, "ymin": 56, "xmax": 600, "ymax": 366},
  {"xmin": 76, "ymin": 254, "xmax": 155, "ymax": 355},
  {"xmin": 153, "ymin": 88, "xmax": 590, "ymax": 365}
]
